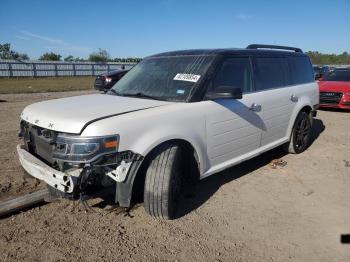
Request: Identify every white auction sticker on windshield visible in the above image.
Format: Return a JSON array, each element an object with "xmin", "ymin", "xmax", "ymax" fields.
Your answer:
[{"xmin": 173, "ymin": 73, "xmax": 201, "ymax": 83}]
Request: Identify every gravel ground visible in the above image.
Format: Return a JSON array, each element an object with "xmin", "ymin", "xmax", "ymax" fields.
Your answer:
[{"xmin": 0, "ymin": 91, "xmax": 349, "ymax": 261}]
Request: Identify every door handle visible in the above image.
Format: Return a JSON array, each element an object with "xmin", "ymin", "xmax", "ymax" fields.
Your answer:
[
  {"xmin": 291, "ymin": 94, "xmax": 298, "ymax": 102},
  {"xmin": 249, "ymin": 103, "xmax": 262, "ymax": 112}
]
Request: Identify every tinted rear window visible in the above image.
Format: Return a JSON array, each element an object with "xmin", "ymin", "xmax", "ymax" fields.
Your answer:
[
  {"xmin": 254, "ymin": 58, "xmax": 290, "ymax": 91},
  {"xmin": 289, "ymin": 56, "xmax": 314, "ymax": 84},
  {"xmin": 323, "ymin": 70, "xmax": 350, "ymax": 81}
]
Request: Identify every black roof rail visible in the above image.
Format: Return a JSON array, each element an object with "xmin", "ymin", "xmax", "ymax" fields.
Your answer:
[{"xmin": 246, "ymin": 44, "xmax": 303, "ymax": 53}]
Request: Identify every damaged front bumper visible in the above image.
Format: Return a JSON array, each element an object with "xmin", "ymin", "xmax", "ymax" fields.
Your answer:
[
  {"xmin": 17, "ymin": 145, "xmax": 78, "ymax": 193},
  {"xmin": 17, "ymin": 144, "xmax": 144, "ymax": 207},
  {"xmin": 17, "ymin": 121, "xmax": 144, "ymax": 206}
]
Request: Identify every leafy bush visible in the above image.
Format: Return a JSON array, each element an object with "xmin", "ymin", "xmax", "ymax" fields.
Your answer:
[
  {"xmin": 88, "ymin": 48, "xmax": 111, "ymax": 62},
  {"xmin": 306, "ymin": 51, "xmax": 350, "ymax": 65},
  {"xmin": 39, "ymin": 52, "xmax": 62, "ymax": 61}
]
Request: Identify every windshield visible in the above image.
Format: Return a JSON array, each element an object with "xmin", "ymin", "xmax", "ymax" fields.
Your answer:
[
  {"xmin": 323, "ymin": 70, "xmax": 350, "ymax": 81},
  {"xmin": 108, "ymin": 55, "xmax": 214, "ymax": 102},
  {"xmin": 320, "ymin": 66, "xmax": 330, "ymax": 74}
]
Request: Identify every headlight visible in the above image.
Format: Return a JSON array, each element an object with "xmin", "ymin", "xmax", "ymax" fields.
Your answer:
[
  {"xmin": 105, "ymin": 77, "xmax": 112, "ymax": 83},
  {"xmin": 71, "ymin": 143, "xmax": 100, "ymax": 155},
  {"xmin": 53, "ymin": 134, "xmax": 119, "ymax": 163}
]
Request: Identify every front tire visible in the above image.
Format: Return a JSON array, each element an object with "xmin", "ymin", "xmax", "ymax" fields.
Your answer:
[
  {"xmin": 144, "ymin": 143, "xmax": 183, "ymax": 219},
  {"xmin": 285, "ymin": 111, "xmax": 312, "ymax": 154}
]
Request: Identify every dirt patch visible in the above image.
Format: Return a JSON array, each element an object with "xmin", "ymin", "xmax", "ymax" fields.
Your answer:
[
  {"xmin": 0, "ymin": 92, "xmax": 349, "ymax": 261},
  {"xmin": 0, "ymin": 77, "xmax": 95, "ymax": 94}
]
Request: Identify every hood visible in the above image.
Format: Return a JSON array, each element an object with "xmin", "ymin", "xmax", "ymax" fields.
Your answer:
[
  {"xmin": 21, "ymin": 94, "xmax": 171, "ymax": 134},
  {"xmin": 318, "ymin": 81, "xmax": 350, "ymax": 93}
]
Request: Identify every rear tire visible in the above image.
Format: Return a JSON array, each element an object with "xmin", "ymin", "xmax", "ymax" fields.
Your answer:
[
  {"xmin": 284, "ymin": 111, "xmax": 312, "ymax": 154},
  {"xmin": 144, "ymin": 143, "xmax": 182, "ymax": 219}
]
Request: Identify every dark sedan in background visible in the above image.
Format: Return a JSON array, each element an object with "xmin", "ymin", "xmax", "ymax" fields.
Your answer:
[
  {"xmin": 94, "ymin": 69, "xmax": 129, "ymax": 92},
  {"xmin": 313, "ymin": 65, "xmax": 332, "ymax": 80}
]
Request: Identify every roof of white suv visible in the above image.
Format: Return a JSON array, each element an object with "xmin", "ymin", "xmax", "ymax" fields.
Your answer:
[{"xmin": 149, "ymin": 44, "xmax": 307, "ymax": 58}]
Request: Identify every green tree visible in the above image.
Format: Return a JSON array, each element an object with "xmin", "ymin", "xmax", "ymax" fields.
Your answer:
[
  {"xmin": 306, "ymin": 51, "xmax": 350, "ymax": 65},
  {"xmin": 0, "ymin": 43, "xmax": 30, "ymax": 60},
  {"xmin": 19, "ymin": 53, "xmax": 29, "ymax": 60},
  {"xmin": 39, "ymin": 52, "xmax": 62, "ymax": 61},
  {"xmin": 113, "ymin": 57, "xmax": 142, "ymax": 62},
  {"xmin": 74, "ymin": 57, "xmax": 86, "ymax": 62},
  {"xmin": 64, "ymin": 55, "xmax": 74, "ymax": 61},
  {"xmin": 88, "ymin": 48, "xmax": 111, "ymax": 62}
]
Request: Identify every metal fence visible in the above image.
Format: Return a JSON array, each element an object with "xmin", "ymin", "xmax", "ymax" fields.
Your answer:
[
  {"xmin": 1, "ymin": 60, "xmax": 348, "ymax": 78},
  {"xmin": 0, "ymin": 60, "xmax": 137, "ymax": 77}
]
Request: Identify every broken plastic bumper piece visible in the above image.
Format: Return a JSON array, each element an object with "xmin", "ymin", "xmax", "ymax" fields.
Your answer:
[
  {"xmin": 106, "ymin": 160, "xmax": 132, "ymax": 182},
  {"xmin": 17, "ymin": 145, "xmax": 77, "ymax": 193}
]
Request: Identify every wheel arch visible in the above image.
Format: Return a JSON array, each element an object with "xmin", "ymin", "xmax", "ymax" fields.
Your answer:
[
  {"xmin": 300, "ymin": 104, "xmax": 312, "ymax": 112},
  {"xmin": 286, "ymin": 102, "xmax": 313, "ymax": 141},
  {"xmin": 136, "ymin": 138, "xmax": 201, "ymax": 189},
  {"xmin": 116, "ymin": 138, "xmax": 202, "ymax": 208}
]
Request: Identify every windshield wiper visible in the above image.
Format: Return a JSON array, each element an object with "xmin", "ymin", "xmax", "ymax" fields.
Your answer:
[{"xmin": 121, "ymin": 92, "xmax": 164, "ymax": 101}]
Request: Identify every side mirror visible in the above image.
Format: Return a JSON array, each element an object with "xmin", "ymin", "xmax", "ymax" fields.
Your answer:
[{"xmin": 206, "ymin": 86, "xmax": 243, "ymax": 100}]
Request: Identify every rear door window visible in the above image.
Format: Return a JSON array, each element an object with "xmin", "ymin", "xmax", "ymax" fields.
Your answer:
[
  {"xmin": 210, "ymin": 57, "xmax": 253, "ymax": 93},
  {"xmin": 254, "ymin": 57, "xmax": 290, "ymax": 91},
  {"xmin": 289, "ymin": 56, "xmax": 314, "ymax": 84}
]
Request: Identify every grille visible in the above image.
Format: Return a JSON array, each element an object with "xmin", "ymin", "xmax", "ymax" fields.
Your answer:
[
  {"xmin": 320, "ymin": 92, "xmax": 343, "ymax": 104},
  {"xmin": 21, "ymin": 122, "xmax": 57, "ymax": 164}
]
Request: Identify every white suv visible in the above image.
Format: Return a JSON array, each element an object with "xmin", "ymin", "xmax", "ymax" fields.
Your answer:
[{"xmin": 18, "ymin": 44, "xmax": 319, "ymax": 219}]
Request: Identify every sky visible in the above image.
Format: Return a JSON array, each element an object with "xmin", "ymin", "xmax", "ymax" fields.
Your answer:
[{"xmin": 1, "ymin": 0, "xmax": 349, "ymax": 59}]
